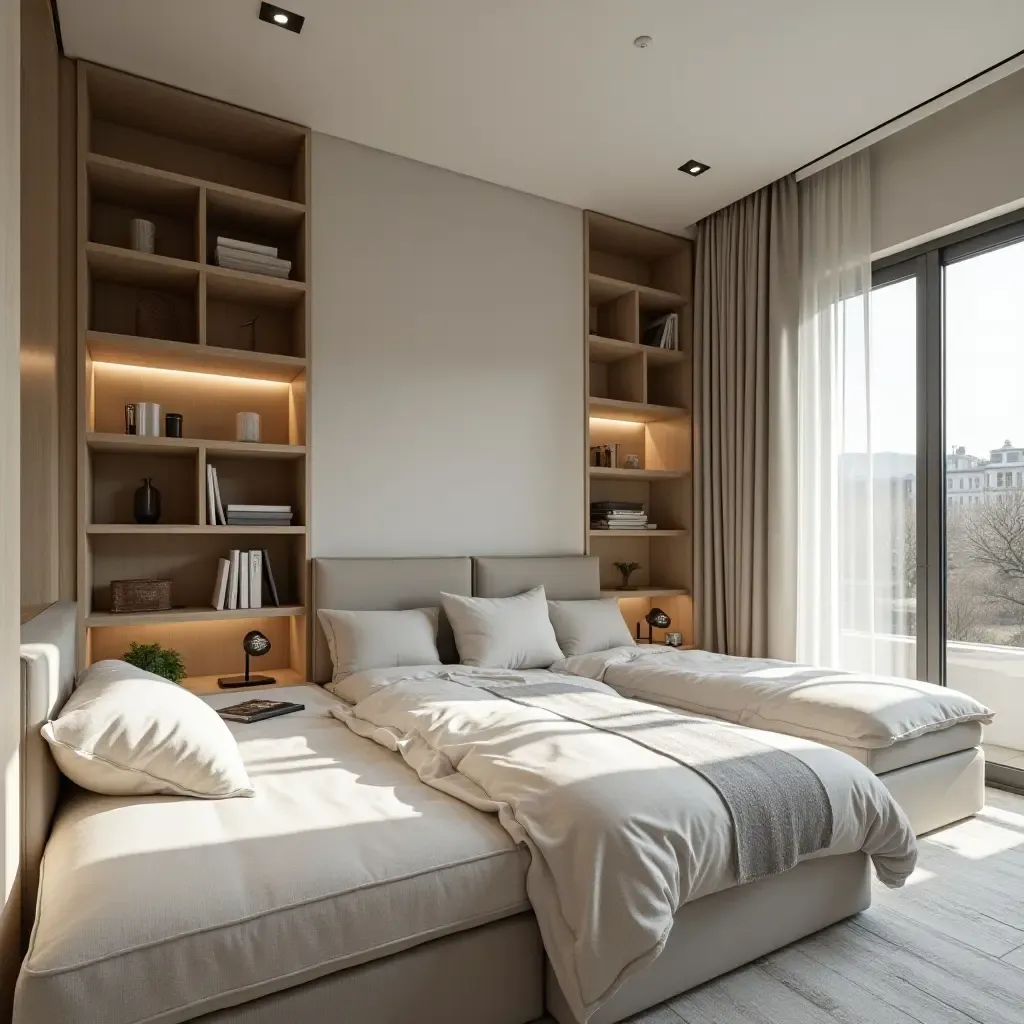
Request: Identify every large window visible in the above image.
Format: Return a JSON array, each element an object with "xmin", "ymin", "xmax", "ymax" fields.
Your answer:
[{"xmin": 876, "ymin": 213, "xmax": 1024, "ymax": 783}]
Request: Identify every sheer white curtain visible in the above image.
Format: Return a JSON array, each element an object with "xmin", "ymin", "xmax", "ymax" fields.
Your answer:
[{"xmin": 795, "ymin": 153, "xmax": 879, "ymax": 669}]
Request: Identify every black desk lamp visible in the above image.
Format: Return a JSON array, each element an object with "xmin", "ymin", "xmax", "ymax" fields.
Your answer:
[
  {"xmin": 218, "ymin": 630, "xmax": 276, "ymax": 688},
  {"xmin": 636, "ymin": 607, "xmax": 671, "ymax": 644}
]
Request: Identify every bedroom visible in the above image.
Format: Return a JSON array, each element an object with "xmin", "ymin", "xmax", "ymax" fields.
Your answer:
[{"xmin": 4, "ymin": 1, "xmax": 1024, "ymax": 1022}]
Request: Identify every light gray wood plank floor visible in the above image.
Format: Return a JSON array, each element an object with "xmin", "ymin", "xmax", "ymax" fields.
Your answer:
[{"xmin": 545, "ymin": 788, "xmax": 1024, "ymax": 1024}]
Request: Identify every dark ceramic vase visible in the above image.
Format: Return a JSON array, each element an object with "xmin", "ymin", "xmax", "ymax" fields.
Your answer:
[{"xmin": 133, "ymin": 478, "xmax": 161, "ymax": 524}]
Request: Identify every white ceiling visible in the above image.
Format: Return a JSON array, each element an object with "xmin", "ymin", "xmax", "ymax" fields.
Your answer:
[{"xmin": 57, "ymin": 1, "xmax": 1024, "ymax": 233}]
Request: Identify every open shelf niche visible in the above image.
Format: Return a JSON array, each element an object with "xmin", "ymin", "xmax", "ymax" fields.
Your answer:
[
  {"xmin": 585, "ymin": 212, "xmax": 695, "ymax": 645},
  {"xmin": 76, "ymin": 62, "xmax": 312, "ymax": 686}
]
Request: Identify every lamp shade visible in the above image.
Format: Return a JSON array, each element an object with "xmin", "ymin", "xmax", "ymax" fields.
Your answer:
[
  {"xmin": 243, "ymin": 630, "xmax": 271, "ymax": 657},
  {"xmin": 645, "ymin": 608, "xmax": 671, "ymax": 630}
]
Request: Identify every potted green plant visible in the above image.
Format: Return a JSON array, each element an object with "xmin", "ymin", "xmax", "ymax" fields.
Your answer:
[
  {"xmin": 122, "ymin": 641, "xmax": 187, "ymax": 684},
  {"xmin": 614, "ymin": 561, "xmax": 641, "ymax": 590}
]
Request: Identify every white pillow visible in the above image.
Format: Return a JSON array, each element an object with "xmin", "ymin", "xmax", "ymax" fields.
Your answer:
[
  {"xmin": 548, "ymin": 598, "xmax": 636, "ymax": 657},
  {"xmin": 317, "ymin": 607, "xmax": 441, "ymax": 681},
  {"xmin": 41, "ymin": 660, "xmax": 253, "ymax": 799},
  {"xmin": 441, "ymin": 586, "xmax": 563, "ymax": 669}
]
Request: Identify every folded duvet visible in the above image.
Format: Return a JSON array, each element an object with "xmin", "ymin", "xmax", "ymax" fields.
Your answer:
[
  {"xmin": 330, "ymin": 666, "xmax": 916, "ymax": 1022},
  {"xmin": 554, "ymin": 647, "xmax": 994, "ymax": 752}
]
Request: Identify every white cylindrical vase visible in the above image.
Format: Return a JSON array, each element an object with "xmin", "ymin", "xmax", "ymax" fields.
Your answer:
[
  {"xmin": 236, "ymin": 412, "xmax": 261, "ymax": 443},
  {"xmin": 136, "ymin": 402, "xmax": 161, "ymax": 437},
  {"xmin": 130, "ymin": 218, "xmax": 156, "ymax": 254}
]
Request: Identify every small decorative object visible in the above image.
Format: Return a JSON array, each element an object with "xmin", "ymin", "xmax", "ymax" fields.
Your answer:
[
  {"xmin": 238, "ymin": 314, "xmax": 260, "ymax": 351},
  {"xmin": 636, "ymin": 607, "xmax": 672, "ymax": 644},
  {"xmin": 236, "ymin": 411, "xmax": 261, "ymax": 443},
  {"xmin": 165, "ymin": 412, "xmax": 183, "ymax": 438},
  {"xmin": 665, "ymin": 631, "xmax": 682, "ymax": 647},
  {"xmin": 122, "ymin": 641, "xmax": 186, "ymax": 684},
  {"xmin": 133, "ymin": 477, "xmax": 161, "ymax": 524},
  {"xmin": 136, "ymin": 291, "xmax": 176, "ymax": 340},
  {"xmin": 124, "ymin": 403, "xmax": 137, "ymax": 435},
  {"xmin": 129, "ymin": 218, "xmax": 156, "ymax": 254},
  {"xmin": 614, "ymin": 561, "xmax": 640, "ymax": 590},
  {"xmin": 135, "ymin": 402, "xmax": 161, "ymax": 436},
  {"xmin": 110, "ymin": 578, "xmax": 172, "ymax": 614},
  {"xmin": 624, "ymin": 454, "xmax": 641, "ymax": 470},
  {"xmin": 218, "ymin": 630, "xmax": 276, "ymax": 689}
]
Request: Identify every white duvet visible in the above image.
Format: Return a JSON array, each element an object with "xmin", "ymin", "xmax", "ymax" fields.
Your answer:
[
  {"xmin": 554, "ymin": 647, "xmax": 994, "ymax": 752},
  {"xmin": 330, "ymin": 665, "xmax": 916, "ymax": 1022}
]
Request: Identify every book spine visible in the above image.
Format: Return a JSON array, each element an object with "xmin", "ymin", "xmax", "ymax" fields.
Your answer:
[
  {"xmin": 211, "ymin": 466, "xmax": 227, "ymax": 526},
  {"xmin": 206, "ymin": 466, "xmax": 217, "ymax": 526},
  {"xmin": 227, "ymin": 550, "xmax": 240, "ymax": 610},
  {"xmin": 212, "ymin": 557, "xmax": 230, "ymax": 610},
  {"xmin": 249, "ymin": 550, "xmax": 262, "ymax": 610},
  {"xmin": 239, "ymin": 552, "xmax": 250, "ymax": 609},
  {"xmin": 262, "ymin": 547, "xmax": 281, "ymax": 607},
  {"xmin": 215, "ymin": 236, "xmax": 278, "ymax": 258}
]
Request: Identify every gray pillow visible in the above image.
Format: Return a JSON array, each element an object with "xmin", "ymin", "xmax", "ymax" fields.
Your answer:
[
  {"xmin": 440, "ymin": 586, "xmax": 563, "ymax": 669},
  {"xmin": 317, "ymin": 607, "xmax": 441, "ymax": 681},
  {"xmin": 548, "ymin": 599, "xmax": 636, "ymax": 657}
]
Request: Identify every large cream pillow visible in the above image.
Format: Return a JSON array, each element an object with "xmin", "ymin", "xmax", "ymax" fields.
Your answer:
[
  {"xmin": 548, "ymin": 598, "xmax": 636, "ymax": 657},
  {"xmin": 317, "ymin": 608, "xmax": 442, "ymax": 682},
  {"xmin": 42, "ymin": 660, "xmax": 254, "ymax": 799},
  {"xmin": 441, "ymin": 586, "xmax": 564, "ymax": 669}
]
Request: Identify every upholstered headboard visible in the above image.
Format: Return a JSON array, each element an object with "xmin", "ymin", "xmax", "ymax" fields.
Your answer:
[
  {"xmin": 311, "ymin": 557, "xmax": 473, "ymax": 683},
  {"xmin": 472, "ymin": 556, "xmax": 601, "ymax": 599},
  {"xmin": 20, "ymin": 601, "xmax": 77, "ymax": 945}
]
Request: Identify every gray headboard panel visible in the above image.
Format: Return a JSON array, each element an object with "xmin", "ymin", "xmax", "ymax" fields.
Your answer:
[
  {"xmin": 312, "ymin": 557, "xmax": 473, "ymax": 683},
  {"xmin": 473, "ymin": 556, "xmax": 601, "ymax": 599},
  {"xmin": 20, "ymin": 601, "xmax": 77, "ymax": 946}
]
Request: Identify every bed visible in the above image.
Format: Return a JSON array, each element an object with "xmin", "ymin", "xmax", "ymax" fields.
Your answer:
[{"xmin": 15, "ymin": 556, "xmax": 954, "ymax": 1024}]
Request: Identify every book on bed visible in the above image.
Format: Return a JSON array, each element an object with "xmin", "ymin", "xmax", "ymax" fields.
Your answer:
[{"xmin": 217, "ymin": 699, "xmax": 304, "ymax": 723}]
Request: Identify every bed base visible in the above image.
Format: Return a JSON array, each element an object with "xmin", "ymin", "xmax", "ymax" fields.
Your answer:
[
  {"xmin": 547, "ymin": 851, "xmax": 870, "ymax": 1024},
  {"xmin": 879, "ymin": 746, "xmax": 985, "ymax": 835}
]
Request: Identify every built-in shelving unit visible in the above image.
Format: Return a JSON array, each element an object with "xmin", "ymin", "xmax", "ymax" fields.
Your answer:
[
  {"xmin": 76, "ymin": 62, "xmax": 311, "ymax": 686},
  {"xmin": 585, "ymin": 212, "xmax": 694, "ymax": 644}
]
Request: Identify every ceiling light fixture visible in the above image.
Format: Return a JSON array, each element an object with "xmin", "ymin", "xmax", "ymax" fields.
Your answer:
[
  {"xmin": 259, "ymin": 3, "xmax": 304, "ymax": 33},
  {"xmin": 633, "ymin": 35, "xmax": 653, "ymax": 49},
  {"xmin": 678, "ymin": 159, "xmax": 710, "ymax": 177}
]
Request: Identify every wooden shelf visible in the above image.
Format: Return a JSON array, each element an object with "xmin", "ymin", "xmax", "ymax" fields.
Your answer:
[
  {"xmin": 588, "ymin": 466, "xmax": 685, "ymax": 481},
  {"xmin": 589, "ymin": 335, "xmax": 638, "ymax": 362},
  {"xmin": 637, "ymin": 283, "xmax": 684, "ymax": 311},
  {"xmin": 86, "ymin": 331, "xmax": 306, "ymax": 382},
  {"xmin": 86, "ymin": 241, "xmax": 198, "ymax": 287},
  {"xmin": 205, "ymin": 264, "xmax": 305, "ymax": 307},
  {"xmin": 588, "ymin": 273, "xmax": 684, "ymax": 311},
  {"xmin": 601, "ymin": 588, "xmax": 689, "ymax": 599},
  {"xmin": 588, "ymin": 273, "xmax": 636, "ymax": 304},
  {"xmin": 589, "ymin": 529, "xmax": 687, "ymax": 538},
  {"xmin": 644, "ymin": 346, "xmax": 685, "ymax": 366},
  {"xmin": 86, "ymin": 524, "xmax": 305, "ymax": 535},
  {"xmin": 87, "ymin": 604, "xmax": 306, "ymax": 627},
  {"xmin": 589, "ymin": 397, "xmax": 687, "ymax": 422},
  {"xmin": 86, "ymin": 433, "xmax": 306, "ymax": 459},
  {"xmin": 182, "ymin": 667, "xmax": 305, "ymax": 696}
]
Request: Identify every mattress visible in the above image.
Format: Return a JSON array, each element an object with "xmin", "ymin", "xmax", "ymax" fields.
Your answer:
[{"xmin": 15, "ymin": 685, "xmax": 530, "ymax": 1024}]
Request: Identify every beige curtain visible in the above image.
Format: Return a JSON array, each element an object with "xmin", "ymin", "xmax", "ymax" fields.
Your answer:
[{"xmin": 693, "ymin": 177, "xmax": 799, "ymax": 658}]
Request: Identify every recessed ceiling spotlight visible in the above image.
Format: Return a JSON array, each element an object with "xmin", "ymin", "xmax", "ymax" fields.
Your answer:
[
  {"xmin": 678, "ymin": 159, "xmax": 710, "ymax": 177},
  {"xmin": 633, "ymin": 35, "xmax": 653, "ymax": 48},
  {"xmin": 259, "ymin": 3, "xmax": 304, "ymax": 33}
]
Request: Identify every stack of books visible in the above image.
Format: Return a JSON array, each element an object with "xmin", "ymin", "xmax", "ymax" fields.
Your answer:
[
  {"xmin": 215, "ymin": 236, "xmax": 292, "ymax": 279},
  {"xmin": 226, "ymin": 504, "xmax": 293, "ymax": 527},
  {"xmin": 590, "ymin": 500, "xmax": 655, "ymax": 530},
  {"xmin": 211, "ymin": 548, "xmax": 282, "ymax": 610}
]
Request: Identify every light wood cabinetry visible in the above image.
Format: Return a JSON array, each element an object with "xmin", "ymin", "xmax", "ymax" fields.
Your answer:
[
  {"xmin": 585, "ymin": 212, "xmax": 694, "ymax": 642},
  {"xmin": 75, "ymin": 64, "xmax": 311, "ymax": 686}
]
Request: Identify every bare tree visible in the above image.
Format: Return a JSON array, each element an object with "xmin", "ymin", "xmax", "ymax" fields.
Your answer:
[{"xmin": 960, "ymin": 489, "xmax": 1024, "ymax": 613}]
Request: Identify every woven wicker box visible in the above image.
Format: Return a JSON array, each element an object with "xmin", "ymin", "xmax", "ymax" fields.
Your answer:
[{"xmin": 110, "ymin": 578, "xmax": 172, "ymax": 614}]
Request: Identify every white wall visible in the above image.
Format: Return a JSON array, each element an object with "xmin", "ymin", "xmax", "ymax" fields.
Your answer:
[
  {"xmin": 872, "ymin": 68, "xmax": 1024, "ymax": 255},
  {"xmin": 311, "ymin": 134, "xmax": 584, "ymax": 558},
  {"xmin": 0, "ymin": 0, "xmax": 19, "ymax": 1011}
]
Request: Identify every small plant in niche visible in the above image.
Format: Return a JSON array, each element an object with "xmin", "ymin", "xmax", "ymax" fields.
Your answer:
[
  {"xmin": 122, "ymin": 642, "xmax": 187, "ymax": 684},
  {"xmin": 614, "ymin": 562, "xmax": 641, "ymax": 590}
]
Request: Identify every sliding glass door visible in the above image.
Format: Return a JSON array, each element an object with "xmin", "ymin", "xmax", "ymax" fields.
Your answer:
[{"xmin": 876, "ymin": 213, "xmax": 1024, "ymax": 784}]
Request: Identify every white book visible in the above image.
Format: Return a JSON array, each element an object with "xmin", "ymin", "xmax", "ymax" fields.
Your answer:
[
  {"xmin": 249, "ymin": 549, "xmax": 262, "ymax": 610},
  {"xmin": 215, "ymin": 246, "xmax": 291, "ymax": 270},
  {"xmin": 216, "ymin": 236, "xmax": 278, "ymax": 258},
  {"xmin": 227, "ymin": 504, "xmax": 293, "ymax": 513},
  {"xmin": 216, "ymin": 256, "xmax": 291, "ymax": 279},
  {"xmin": 211, "ymin": 557, "xmax": 231, "ymax": 610},
  {"xmin": 211, "ymin": 466, "xmax": 227, "ymax": 526},
  {"xmin": 239, "ymin": 552, "xmax": 250, "ymax": 609},
  {"xmin": 227, "ymin": 550, "xmax": 241, "ymax": 610},
  {"xmin": 206, "ymin": 466, "xmax": 217, "ymax": 526}
]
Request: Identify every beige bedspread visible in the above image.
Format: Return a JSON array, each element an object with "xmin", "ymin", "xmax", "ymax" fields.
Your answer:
[{"xmin": 330, "ymin": 667, "xmax": 917, "ymax": 1022}]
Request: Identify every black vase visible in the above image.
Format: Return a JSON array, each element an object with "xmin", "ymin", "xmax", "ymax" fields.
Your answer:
[{"xmin": 133, "ymin": 478, "xmax": 161, "ymax": 524}]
